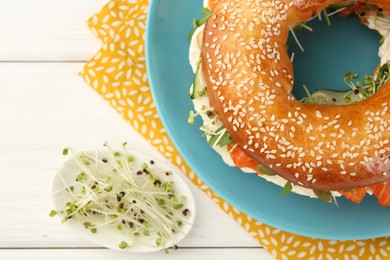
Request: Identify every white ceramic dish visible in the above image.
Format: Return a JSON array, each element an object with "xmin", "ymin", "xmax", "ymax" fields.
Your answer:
[{"xmin": 52, "ymin": 146, "xmax": 196, "ymax": 253}]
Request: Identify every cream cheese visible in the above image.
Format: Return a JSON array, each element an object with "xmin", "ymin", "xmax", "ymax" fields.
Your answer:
[
  {"xmin": 366, "ymin": 13, "xmax": 390, "ymax": 65},
  {"xmin": 189, "ymin": 24, "xmax": 205, "ymax": 72}
]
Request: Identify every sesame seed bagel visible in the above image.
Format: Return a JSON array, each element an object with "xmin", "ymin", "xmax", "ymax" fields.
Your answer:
[{"xmin": 201, "ymin": 0, "xmax": 390, "ymax": 191}]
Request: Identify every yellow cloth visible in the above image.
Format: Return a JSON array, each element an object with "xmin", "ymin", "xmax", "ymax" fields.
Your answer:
[{"xmin": 80, "ymin": 0, "xmax": 390, "ymax": 259}]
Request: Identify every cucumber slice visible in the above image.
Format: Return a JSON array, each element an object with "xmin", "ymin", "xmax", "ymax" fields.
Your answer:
[
  {"xmin": 189, "ymin": 63, "xmax": 206, "ymax": 99},
  {"xmin": 306, "ymin": 89, "xmax": 363, "ymax": 105}
]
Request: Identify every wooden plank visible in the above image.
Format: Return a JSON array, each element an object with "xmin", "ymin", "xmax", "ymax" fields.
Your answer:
[
  {"xmin": 0, "ymin": 248, "xmax": 273, "ymax": 260},
  {"xmin": 0, "ymin": 0, "xmax": 107, "ymax": 61},
  {"xmin": 0, "ymin": 63, "xmax": 260, "ymax": 248}
]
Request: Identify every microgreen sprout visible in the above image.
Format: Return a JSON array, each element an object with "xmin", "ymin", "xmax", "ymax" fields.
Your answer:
[
  {"xmin": 188, "ymin": 8, "xmax": 213, "ymax": 41},
  {"xmin": 49, "ymin": 210, "xmax": 57, "ymax": 217},
  {"xmin": 302, "ymin": 85, "xmax": 313, "ymax": 103},
  {"xmin": 343, "ymin": 72, "xmax": 367, "ymax": 100},
  {"xmin": 343, "ymin": 61, "xmax": 390, "ymax": 101},
  {"xmin": 188, "ymin": 111, "xmax": 196, "ymax": 125},
  {"xmin": 317, "ymin": 11, "xmax": 322, "ymax": 21},
  {"xmin": 329, "ymin": 1, "xmax": 354, "ymax": 9},
  {"xmin": 290, "ymin": 5, "xmax": 349, "ymax": 53},
  {"xmin": 256, "ymin": 164, "xmax": 276, "ymax": 176},
  {"xmin": 314, "ymin": 190, "xmax": 334, "ymax": 204},
  {"xmin": 62, "ymin": 148, "xmax": 69, "ymax": 156},
  {"xmin": 290, "ymin": 52, "xmax": 295, "ymax": 62},
  {"xmin": 228, "ymin": 143, "xmax": 238, "ymax": 153},
  {"xmin": 289, "ymin": 26, "xmax": 305, "ymax": 52},
  {"xmin": 327, "ymin": 7, "xmax": 348, "ymax": 17},
  {"xmin": 322, "ymin": 9, "xmax": 331, "ymax": 26},
  {"xmin": 343, "ymin": 189, "xmax": 357, "ymax": 194},
  {"xmin": 188, "ymin": 107, "xmax": 214, "ymax": 125},
  {"xmin": 205, "ymin": 126, "xmax": 234, "ymax": 147},
  {"xmin": 302, "ymin": 61, "xmax": 390, "ymax": 105},
  {"xmin": 52, "ymin": 143, "xmax": 190, "ymax": 251},
  {"xmin": 119, "ymin": 241, "xmax": 129, "ymax": 249},
  {"xmin": 294, "ymin": 22, "xmax": 313, "ymax": 32}
]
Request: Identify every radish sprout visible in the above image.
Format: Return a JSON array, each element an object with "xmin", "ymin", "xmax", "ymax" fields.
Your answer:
[{"xmin": 51, "ymin": 143, "xmax": 191, "ymax": 251}]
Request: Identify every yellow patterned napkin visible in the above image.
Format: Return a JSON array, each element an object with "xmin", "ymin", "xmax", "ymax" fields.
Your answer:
[{"xmin": 80, "ymin": 0, "xmax": 390, "ymax": 259}]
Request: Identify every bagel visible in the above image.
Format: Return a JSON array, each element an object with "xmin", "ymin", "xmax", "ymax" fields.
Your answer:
[{"xmin": 196, "ymin": 0, "xmax": 390, "ymax": 192}]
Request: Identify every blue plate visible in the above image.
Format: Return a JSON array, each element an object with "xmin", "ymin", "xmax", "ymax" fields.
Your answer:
[{"xmin": 146, "ymin": 0, "xmax": 390, "ymax": 240}]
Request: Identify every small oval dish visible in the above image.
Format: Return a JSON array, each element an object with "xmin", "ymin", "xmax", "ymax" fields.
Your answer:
[{"xmin": 51, "ymin": 143, "xmax": 196, "ymax": 253}]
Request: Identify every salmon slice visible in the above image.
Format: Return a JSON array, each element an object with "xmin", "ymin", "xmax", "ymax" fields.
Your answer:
[
  {"xmin": 372, "ymin": 181, "xmax": 390, "ymax": 207},
  {"xmin": 338, "ymin": 187, "xmax": 368, "ymax": 204},
  {"xmin": 229, "ymin": 144, "xmax": 261, "ymax": 174},
  {"xmin": 229, "ymin": 145, "xmax": 390, "ymax": 206},
  {"xmin": 207, "ymin": 0, "xmax": 216, "ymax": 10}
]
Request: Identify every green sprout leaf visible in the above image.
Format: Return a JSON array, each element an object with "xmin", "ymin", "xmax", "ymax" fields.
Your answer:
[
  {"xmin": 314, "ymin": 190, "xmax": 334, "ymax": 203},
  {"xmin": 188, "ymin": 111, "xmax": 195, "ymax": 125},
  {"xmin": 49, "ymin": 210, "xmax": 57, "ymax": 217},
  {"xmin": 295, "ymin": 22, "xmax": 313, "ymax": 32},
  {"xmin": 282, "ymin": 182, "xmax": 293, "ymax": 196},
  {"xmin": 208, "ymin": 132, "xmax": 232, "ymax": 146},
  {"xmin": 256, "ymin": 164, "xmax": 276, "ymax": 176},
  {"xmin": 207, "ymin": 126, "xmax": 234, "ymax": 147},
  {"xmin": 119, "ymin": 241, "xmax": 128, "ymax": 249},
  {"xmin": 329, "ymin": 1, "xmax": 354, "ymax": 9},
  {"xmin": 62, "ymin": 148, "xmax": 69, "ymax": 156},
  {"xmin": 188, "ymin": 8, "xmax": 213, "ymax": 41},
  {"xmin": 343, "ymin": 189, "xmax": 357, "ymax": 194},
  {"xmin": 322, "ymin": 9, "xmax": 331, "ymax": 27}
]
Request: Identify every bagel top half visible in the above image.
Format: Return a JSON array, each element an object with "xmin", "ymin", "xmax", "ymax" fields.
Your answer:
[{"xmin": 201, "ymin": 0, "xmax": 390, "ymax": 191}]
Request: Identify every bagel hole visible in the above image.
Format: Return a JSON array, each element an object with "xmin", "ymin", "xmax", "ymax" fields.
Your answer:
[{"xmin": 288, "ymin": 12, "xmax": 381, "ymax": 102}]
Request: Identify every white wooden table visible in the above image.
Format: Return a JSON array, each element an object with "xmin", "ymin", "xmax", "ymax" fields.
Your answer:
[{"xmin": 0, "ymin": 1, "xmax": 274, "ymax": 259}]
